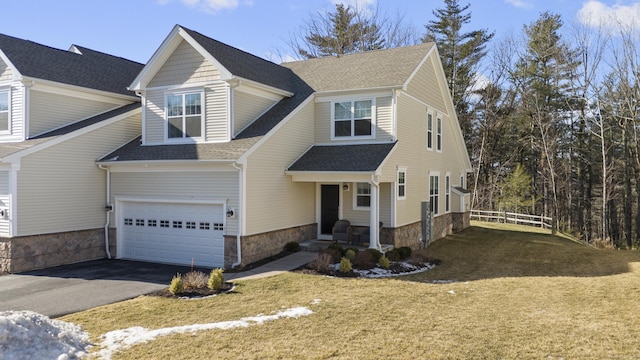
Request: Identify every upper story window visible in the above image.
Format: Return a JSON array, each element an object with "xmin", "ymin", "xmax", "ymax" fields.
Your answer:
[
  {"xmin": 166, "ymin": 91, "xmax": 203, "ymax": 140},
  {"xmin": 427, "ymin": 112, "xmax": 433, "ymax": 150},
  {"xmin": 332, "ymin": 99, "xmax": 374, "ymax": 139},
  {"xmin": 436, "ymin": 116, "xmax": 442, "ymax": 151},
  {"xmin": 0, "ymin": 90, "xmax": 9, "ymax": 133}
]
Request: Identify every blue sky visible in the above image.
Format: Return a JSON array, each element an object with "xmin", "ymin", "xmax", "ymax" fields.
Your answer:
[{"xmin": 2, "ymin": 0, "xmax": 639, "ymax": 64}]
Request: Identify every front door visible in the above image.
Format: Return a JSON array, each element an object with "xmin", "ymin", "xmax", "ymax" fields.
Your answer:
[{"xmin": 320, "ymin": 185, "xmax": 340, "ymax": 235}]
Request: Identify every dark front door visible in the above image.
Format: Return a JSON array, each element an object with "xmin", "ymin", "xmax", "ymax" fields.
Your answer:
[{"xmin": 321, "ymin": 185, "xmax": 340, "ymax": 234}]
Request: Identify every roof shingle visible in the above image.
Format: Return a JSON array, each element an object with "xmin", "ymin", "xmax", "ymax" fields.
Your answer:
[{"xmin": 287, "ymin": 143, "xmax": 397, "ymax": 172}]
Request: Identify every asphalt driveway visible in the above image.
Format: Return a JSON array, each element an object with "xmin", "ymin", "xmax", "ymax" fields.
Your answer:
[{"xmin": 0, "ymin": 259, "xmax": 208, "ymax": 318}]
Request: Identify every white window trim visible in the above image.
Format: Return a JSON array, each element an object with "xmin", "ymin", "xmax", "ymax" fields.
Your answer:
[
  {"xmin": 429, "ymin": 172, "xmax": 440, "ymax": 215},
  {"xmin": 0, "ymin": 87, "xmax": 11, "ymax": 135},
  {"xmin": 426, "ymin": 111, "xmax": 433, "ymax": 150},
  {"xmin": 436, "ymin": 116, "xmax": 443, "ymax": 152},
  {"xmin": 445, "ymin": 173, "xmax": 451, "ymax": 213},
  {"xmin": 460, "ymin": 173, "xmax": 465, "ymax": 189},
  {"xmin": 164, "ymin": 89, "xmax": 205, "ymax": 143},
  {"xmin": 331, "ymin": 98, "xmax": 376, "ymax": 140},
  {"xmin": 397, "ymin": 167, "xmax": 407, "ymax": 200},
  {"xmin": 353, "ymin": 182, "xmax": 371, "ymax": 210}
]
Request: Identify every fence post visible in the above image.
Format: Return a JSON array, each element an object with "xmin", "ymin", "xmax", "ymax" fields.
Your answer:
[
  {"xmin": 503, "ymin": 211, "xmax": 507, "ymax": 224},
  {"xmin": 551, "ymin": 216, "xmax": 556, "ymax": 235}
]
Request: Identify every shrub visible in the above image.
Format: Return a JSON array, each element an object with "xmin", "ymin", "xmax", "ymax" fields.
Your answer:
[
  {"xmin": 182, "ymin": 271, "xmax": 208, "ymax": 290},
  {"xmin": 284, "ymin": 241, "xmax": 301, "ymax": 252},
  {"xmin": 353, "ymin": 250, "xmax": 375, "ymax": 269},
  {"xmin": 397, "ymin": 246, "xmax": 412, "ymax": 259},
  {"xmin": 386, "ymin": 249, "xmax": 401, "ymax": 261},
  {"xmin": 379, "ymin": 255, "xmax": 390, "ymax": 269},
  {"xmin": 339, "ymin": 257, "xmax": 352, "ymax": 273},
  {"xmin": 322, "ymin": 247, "xmax": 343, "ymax": 263},
  {"xmin": 328, "ymin": 243, "xmax": 344, "ymax": 255},
  {"xmin": 208, "ymin": 268, "xmax": 225, "ymax": 290},
  {"xmin": 365, "ymin": 248, "xmax": 383, "ymax": 262},
  {"xmin": 169, "ymin": 273, "xmax": 184, "ymax": 295},
  {"xmin": 345, "ymin": 249, "xmax": 356, "ymax": 261},
  {"xmin": 309, "ymin": 253, "xmax": 333, "ymax": 272}
]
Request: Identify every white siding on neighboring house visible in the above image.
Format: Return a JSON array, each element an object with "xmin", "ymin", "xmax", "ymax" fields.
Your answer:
[
  {"xmin": 0, "ymin": 59, "xmax": 12, "ymax": 81},
  {"xmin": 110, "ymin": 170, "xmax": 239, "ymax": 235},
  {"xmin": 0, "ymin": 170, "xmax": 9, "ymax": 194},
  {"xmin": 205, "ymin": 83, "xmax": 229, "ymax": 142},
  {"xmin": 148, "ymin": 40, "xmax": 221, "ymax": 88},
  {"xmin": 314, "ymin": 95, "xmax": 394, "ymax": 144},
  {"xmin": 143, "ymin": 90, "xmax": 164, "ymax": 144},
  {"xmin": 0, "ymin": 83, "xmax": 25, "ymax": 142},
  {"xmin": 29, "ymin": 90, "xmax": 121, "ymax": 137},
  {"xmin": 15, "ymin": 113, "xmax": 141, "ymax": 236},
  {"xmin": 0, "ymin": 171, "xmax": 10, "ymax": 237},
  {"xmin": 233, "ymin": 89, "xmax": 278, "ymax": 136},
  {"xmin": 244, "ymin": 100, "xmax": 316, "ymax": 235}
]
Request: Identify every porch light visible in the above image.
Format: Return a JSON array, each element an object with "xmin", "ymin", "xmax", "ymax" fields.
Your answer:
[
  {"xmin": 226, "ymin": 208, "xmax": 235, "ymax": 218},
  {"xmin": 343, "ymin": 184, "xmax": 350, "ymax": 191}
]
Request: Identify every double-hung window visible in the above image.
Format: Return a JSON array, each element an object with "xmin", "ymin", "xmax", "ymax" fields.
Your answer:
[
  {"xmin": 397, "ymin": 168, "xmax": 406, "ymax": 200},
  {"xmin": 355, "ymin": 182, "xmax": 371, "ymax": 209},
  {"xmin": 436, "ymin": 117, "xmax": 442, "ymax": 151},
  {"xmin": 429, "ymin": 174, "xmax": 439, "ymax": 214},
  {"xmin": 445, "ymin": 174, "xmax": 450, "ymax": 212},
  {"xmin": 166, "ymin": 91, "xmax": 203, "ymax": 140},
  {"xmin": 0, "ymin": 90, "xmax": 9, "ymax": 133},
  {"xmin": 427, "ymin": 113, "xmax": 433, "ymax": 150},
  {"xmin": 333, "ymin": 100, "xmax": 373, "ymax": 138}
]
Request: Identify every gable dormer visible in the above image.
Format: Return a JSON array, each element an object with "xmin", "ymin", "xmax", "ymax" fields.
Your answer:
[{"xmin": 130, "ymin": 25, "xmax": 295, "ymax": 146}]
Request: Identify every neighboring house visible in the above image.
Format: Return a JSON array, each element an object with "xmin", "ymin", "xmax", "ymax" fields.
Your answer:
[
  {"xmin": 0, "ymin": 24, "xmax": 472, "ymax": 272},
  {"xmin": 97, "ymin": 25, "xmax": 472, "ymax": 269},
  {"xmin": 0, "ymin": 34, "xmax": 144, "ymax": 272}
]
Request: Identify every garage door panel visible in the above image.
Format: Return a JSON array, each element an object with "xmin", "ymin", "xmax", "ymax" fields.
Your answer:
[{"xmin": 120, "ymin": 201, "xmax": 224, "ymax": 267}]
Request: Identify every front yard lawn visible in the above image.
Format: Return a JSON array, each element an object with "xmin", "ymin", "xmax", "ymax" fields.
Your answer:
[{"xmin": 62, "ymin": 222, "xmax": 640, "ymax": 359}]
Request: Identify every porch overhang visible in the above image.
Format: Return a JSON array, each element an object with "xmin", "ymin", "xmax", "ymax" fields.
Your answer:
[{"xmin": 285, "ymin": 171, "xmax": 374, "ymax": 183}]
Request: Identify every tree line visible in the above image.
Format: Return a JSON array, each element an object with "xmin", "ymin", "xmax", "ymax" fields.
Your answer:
[{"xmin": 288, "ymin": 1, "xmax": 640, "ymax": 248}]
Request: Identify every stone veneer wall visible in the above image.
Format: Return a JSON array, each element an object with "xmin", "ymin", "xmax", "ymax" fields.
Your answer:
[
  {"xmin": 0, "ymin": 229, "xmax": 106, "ymax": 273},
  {"xmin": 228, "ymin": 223, "xmax": 317, "ymax": 267},
  {"xmin": 452, "ymin": 212, "xmax": 470, "ymax": 232}
]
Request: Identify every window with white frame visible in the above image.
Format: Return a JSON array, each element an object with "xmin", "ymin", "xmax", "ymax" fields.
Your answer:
[
  {"xmin": 460, "ymin": 174, "xmax": 465, "ymax": 189},
  {"xmin": 445, "ymin": 174, "xmax": 451, "ymax": 212},
  {"xmin": 355, "ymin": 182, "xmax": 371, "ymax": 208},
  {"xmin": 166, "ymin": 91, "xmax": 203, "ymax": 140},
  {"xmin": 333, "ymin": 99, "xmax": 373, "ymax": 138},
  {"xmin": 429, "ymin": 174, "xmax": 439, "ymax": 214},
  {"xmin": 436, "ymin": 116, "xmax": 442, "ymax": 151},
  {"xmin": 427, "ymin": 112, "xmax": 433, "ymax": 150},
  {"xmin": 0, "ymin": 90, "xmax": 9, "ymax": 133},
  {"xmin": 397, "ymin": 168, "xmax": 406, "ymax": 199}
]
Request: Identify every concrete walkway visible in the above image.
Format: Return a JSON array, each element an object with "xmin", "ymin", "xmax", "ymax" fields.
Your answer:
[{"xmin": 226, "ymin": 251, "xmax": 317, "ymax": 281}]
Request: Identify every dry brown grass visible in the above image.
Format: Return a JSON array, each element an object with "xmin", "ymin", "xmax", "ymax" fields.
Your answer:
[{"xmin": 62, "ymin": 222, "xmax": 640, "ymax": 359}]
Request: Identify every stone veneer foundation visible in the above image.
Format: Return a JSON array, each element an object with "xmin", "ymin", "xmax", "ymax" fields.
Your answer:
[{"xmin": 0, "ymin": 229, "xmax": 106, "ymax": 273}]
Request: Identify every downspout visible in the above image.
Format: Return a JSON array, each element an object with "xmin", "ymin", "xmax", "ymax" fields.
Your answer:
[
  {"xmin": 98, "ymin": 164, "xmax": 112, "ymax": 259},
  {"xmin": 231, "ymin": 162, "xmax": 244, "ymax": 267},
  {"xmin": 370, "ymin": 174, "xmax": 381, "ymax": 250}
]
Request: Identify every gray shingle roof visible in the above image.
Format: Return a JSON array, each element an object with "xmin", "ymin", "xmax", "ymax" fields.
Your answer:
[
  {"xmin": 0, "ymin": 103, "xmax": 141, "ymax": 159},
  {"xmin": 281, "ymin": 43, "xmax": 434, "ymax": 92},
  {"xmin": 287, "ymin": 143, "xmax": 397, "ymax": 172},
  {"xmin": 0, "ymin": 34, "xmax": 143, "ymax": 96}
]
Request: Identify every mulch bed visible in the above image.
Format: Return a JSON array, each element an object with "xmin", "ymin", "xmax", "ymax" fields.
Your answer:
[{"xmin": 149, "ymin": 282, "xmax": 235, "ymax": 299}]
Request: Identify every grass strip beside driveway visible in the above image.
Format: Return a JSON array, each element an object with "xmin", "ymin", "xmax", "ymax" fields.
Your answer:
[{"xmin": 63, "ymin": 222, "xmax": 640, "ymax": 359}]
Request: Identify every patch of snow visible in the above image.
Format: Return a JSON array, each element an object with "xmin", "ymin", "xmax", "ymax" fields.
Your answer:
[
  {"xmin": 310, "ymin": 299, "xmax": 321, "ymax": 305},
  {"xmin": 95, "ymin": 306, "xmax": 313, "ymax": 360},
  {"xmin": 0, "ymin": 310, "xmax": 90, "ymax": 360},
  {"xmin": 447, "ymin": 290, "xmax": 456, "ymax": 295},
  {"xmin": 353, "ymin": 262, "xmax": 436, "ymax": 278}
]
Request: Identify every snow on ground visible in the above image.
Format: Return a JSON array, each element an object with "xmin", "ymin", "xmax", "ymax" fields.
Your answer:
[
  {"xmin": 351, "ymin": 262, "xmax": 436, "ymax": 278},
  {"xmin": 0, "ymin": 306, "xmax": 313, "ymax": 360},
  {"xmin": 0, "ymin": 310, "xmax": 90, "ymax": 360}
]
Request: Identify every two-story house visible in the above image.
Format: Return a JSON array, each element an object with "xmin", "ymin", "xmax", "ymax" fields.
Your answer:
[
  {"xmin": 0, "ymin": 24, "xmax": 471, "ymax": 272},
  {"xmin": 97, "ymin": 25, "xmax": 472, "ymax": 269},
  {"xmin": 0, "ymin": 34, "xmax": 144, "ymax": 272}
]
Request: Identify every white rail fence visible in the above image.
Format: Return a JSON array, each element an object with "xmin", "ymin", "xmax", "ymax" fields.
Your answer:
[{"xmin": 471, "ymin": 209, "xmax": 553, "ymax": 230}]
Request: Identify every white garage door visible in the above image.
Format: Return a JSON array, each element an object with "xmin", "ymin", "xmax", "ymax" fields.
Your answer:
[{"xmin": 120, "ymin": 201, "xmax": 225, "ymax": 267}]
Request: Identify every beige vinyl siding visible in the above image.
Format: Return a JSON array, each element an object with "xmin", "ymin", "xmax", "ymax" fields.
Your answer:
[
  {"xmin": 29, "ymin": 90, "xmax": 120, "ymax": 137},
  {"xmin": 0, "ymin": 83, "xmax": 24, "ymax": 142},
  {"xmin": 314, "ymin": 95, "xmax": 394, "ymax": 144},
  {"xmin": 144, "ymin": 83, "xmax": 229, "ymax": 144},
  {"xmin": 110, "ymin": 171, "xmax": 239, "ymax": 235},
  {"xmin": 244, "ymin": 100, "xmax": 315, "ymax": 235},
  {"xmin": 233, "ymin": 90, "xmax": 278, "ymax": 136},
  {"xmin": 148, "ymin": 40, "xmax": 221, "ymax": 88},
  {"xmin": 205, "ymin": 83, "xmax": 229, "ymax": 142},
  {"xmin": 405, "ymin": 56, "xmax": 447, "ymax": 112},
  {"xmin": 0, "ymin": 59, "xmax": 12, "ymax": 81},
  {"xmin": 15, "ymin": 113, "xmax": 141, "ymax": 236},
  {"xmin": 342, "ymin": 182, "xmax": 392, "ymax": 227}
]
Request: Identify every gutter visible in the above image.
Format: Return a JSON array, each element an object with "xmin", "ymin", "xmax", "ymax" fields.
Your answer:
[
  {"xmin": 98, "ymin": 164, "xmax": 112, "ymax": 259},
  {"xmin": 231, "ymin": 162, "xmax": 244, "ymax": 268}
]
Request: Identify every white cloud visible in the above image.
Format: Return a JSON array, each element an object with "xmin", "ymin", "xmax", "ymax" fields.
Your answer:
[
  {"xmin": 504, "ymin": 0, "xmax": 534, "ymax": 10},
  {"xmin": 161, "ymin": 0, "xmax": 253, "ymax": 14},
  {"xmin": 577, "ymin": 1, "xmax": 640, "ymax": 31},
  {"xmin": 329, "ymin": 0, "xmax": 377, "ymax": 11}
]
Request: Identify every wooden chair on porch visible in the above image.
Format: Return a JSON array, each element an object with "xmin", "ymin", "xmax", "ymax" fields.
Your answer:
[
  {"xmin": 358, "ymin": 221, "xmax": 383, "ymax": 246},
  {"xmin": 332, "ymin": 219, "xmax": 351, "ymax": 243}
]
